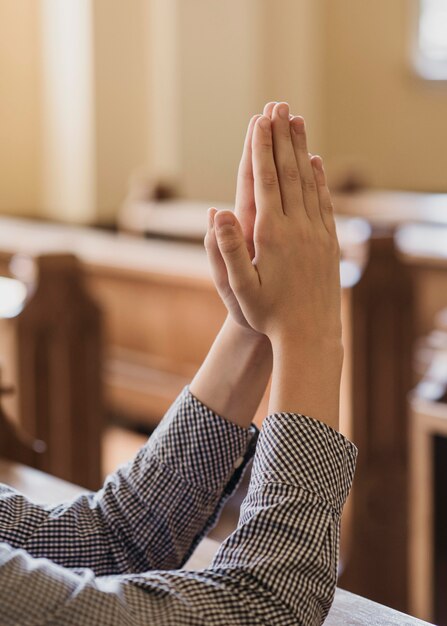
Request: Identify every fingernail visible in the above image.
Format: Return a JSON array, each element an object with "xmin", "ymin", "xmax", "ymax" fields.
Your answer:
[
  {"xmin": 207, "ymin": 208, "xmax": 215, "ymax": 229},
  {"xmin": 258, "ymin": 116, "xmax": 271, "ymax": 132},
  {"xmin": 291, "ymin": 116, "xmax": 305, "ymax": 134},
  {"xmin": 215, "ymin": 212, "xmax": 236, "ymax": 230},
  {"xmin": 278, "ymin": 103, "xmax": 289, "ymax": 119},
  {"xmin": 313, "ymin": 156, "xmax": 324, "ymax": 171}
]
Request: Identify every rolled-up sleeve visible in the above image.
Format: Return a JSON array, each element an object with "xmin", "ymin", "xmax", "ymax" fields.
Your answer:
[
  {"xmin": 0, "ymin": 408, "xmax": 357, "ymax": 626},
  {"xmin": 0, "ymin": 387, "xmax": 257, "ymax": 575}
]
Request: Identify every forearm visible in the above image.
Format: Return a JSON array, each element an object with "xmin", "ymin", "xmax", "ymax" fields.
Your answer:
[
  {"xmin": 0, "ymin": 389, "xmax": 257, "ymax": 575},
  {"xmin": 269, "ymin": 334, "xmax": 343, "ymax": 432},
  {"xmin": 0, "ymin": 411, "xmax": 357, "ymax": 626},
  {"xmin": 190, "ymin": 316, "xmax": 272, "ymax": 429}
]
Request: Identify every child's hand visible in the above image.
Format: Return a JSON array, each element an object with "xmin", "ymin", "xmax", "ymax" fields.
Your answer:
[
  {"xmin": 211, "ymin": 103, "xmax": 341, "ymax": 348},
  {"xmin": 204, "ymin": 114, "xmax": 260, "ymax": 331}
]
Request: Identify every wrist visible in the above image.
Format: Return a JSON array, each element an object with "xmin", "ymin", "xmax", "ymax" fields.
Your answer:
[
  {"xmin": 223, "ymin": 315, "xmax": 270, "ymax": 350},
  {"xmin": 269, "ymin": 334, "xmax": 343, "ymax": 430},
  {"xmin": 271, "ymin": 331, "xmax": 343, "ymax": 362}
]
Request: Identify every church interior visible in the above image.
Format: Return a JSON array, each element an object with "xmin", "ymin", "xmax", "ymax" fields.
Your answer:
[{"xmin": 1, "ymin": 1, "xmax": 447, "ymax": 623}]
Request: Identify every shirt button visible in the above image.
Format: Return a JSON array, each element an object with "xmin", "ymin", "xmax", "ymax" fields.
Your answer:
[{"xmin": 234, "ymin": 456, "xmax": 244, "ymax": 469}]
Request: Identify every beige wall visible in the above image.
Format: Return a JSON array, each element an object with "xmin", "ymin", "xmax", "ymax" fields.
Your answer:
[
  {"xmin": 93, "ymin": 0, "xmax": 152, "ymax": 223},
  {"xmin": 324, "ymin": 0, "xmax": 447, "ymax": 192},
  {"xmin": 0, "ymin": 1, "xmax": 40, "ymax": 216},
  {"xmin": 177, "ymin": 0, "xmax": 325, "ymax": 202},
  {"xmin": 0, "ymin": 1, "xmax": 446, "ymax": 223}
]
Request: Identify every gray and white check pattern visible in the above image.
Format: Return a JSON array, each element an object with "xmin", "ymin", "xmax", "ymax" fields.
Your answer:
[{"xmin": 0, "ymin": 387, "xmax": 357, "ymax": 625}]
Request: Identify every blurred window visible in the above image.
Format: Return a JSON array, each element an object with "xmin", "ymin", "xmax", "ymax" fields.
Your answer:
[{"xmin": 416, "ymin": 0, "xmax": 447, "ymax": 79}]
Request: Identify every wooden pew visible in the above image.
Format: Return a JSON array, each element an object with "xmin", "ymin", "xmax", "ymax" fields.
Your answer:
[
  {"xmin": 399, "ymin": 227, "xmax": 447, "ymax": 625},
  {"xmin": 325, "ymin": 192, "xmax": 447, "ymax": 613},
  {"xmin": 0, "ymin": 366, "xmax": 44, "ymax": 467},
  {"xmin": 0, "ymin": 458, "xmax": 434, "ymax": 625},
  {"xmin": 337, "ymin": 228, "xmax": 415, "ymax": 612},
  {"xmin": 334, "ymin": 189, "xmax": 447, "ymax": 228},
  {"xmin": 0, "ymin": 211, "xmax": 419, "ymax": 612},
  {"xmin": 0, "ymin": 215, "xmax": 368, "ymax": 430},
  {"xmin": 396, "ymin": 223, "xmax": 447, "ymax": 338},
  {"xmin": 0, "ymin": 210, "xmax": 418, "ymax": 613},
  {"xmin": 0, "ymin": 253, "xmax": 103, "ymax": 489}
]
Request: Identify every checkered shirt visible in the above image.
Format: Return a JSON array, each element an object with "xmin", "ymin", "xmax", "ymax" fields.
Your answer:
[{"xmin": 0, "ymin": 387, "xmax": 357, "ymax": 625}]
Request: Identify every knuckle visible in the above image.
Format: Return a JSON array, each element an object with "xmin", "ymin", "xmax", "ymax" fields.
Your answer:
[
  {"xmin": 237, "ymin": 162, "xmax": 254, "ymax": 182},
  {"xmin": 257, "ymin": 138, "xmax": 273, "ymax": 152},
  {"xmin": 259, "ymin": 171, "xmax": 278, "ymax": 188},
  {"xmin": 217, "ymin": 234, "xmax": 242, "ymax": 255},
  {"xmin": 302, "ymin": 177, "xmax": 317, "ymax": 193},
  {"xmin": 281, "ymin": 164, "xmax": 300, "ymax": 183}
]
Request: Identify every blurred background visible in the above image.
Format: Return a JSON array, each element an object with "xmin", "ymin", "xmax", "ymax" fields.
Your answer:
[{"xmin": 0, "ymin": 0, "xmax": 447, "ymax": 623}]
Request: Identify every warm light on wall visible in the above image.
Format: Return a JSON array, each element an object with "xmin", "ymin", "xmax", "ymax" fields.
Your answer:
[
  {"xmin": 416, "ymin": 0, "xmax": 447, "ymax": 79},
  {"xmin": 40, "ymin": 0, "xmax": 96, "ymax": 222},
  {"xmin": 0, "ymin": 277, "xmax": 27, "ymax": 318}
]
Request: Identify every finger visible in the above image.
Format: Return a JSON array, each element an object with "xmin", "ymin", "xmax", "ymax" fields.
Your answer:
[
  {"xmin": 214, "ymin": 211, "xmax": 260, "ymax": 294},
  {"xmin": 310, "ymin": 156, "xmax": 337, "ymax": 235},
  {"xmin": 204, "ymin": 208, "xmax": 229, "ymax": 288},
  {"xmin": 263, "ymin": 101, "xmax": 277, "ymax": 118},
  {"xmin": 290, "ymin": 116, "xmax": 321, "ymax": 222},
  {"xmin": 235, "ymin": 114, "xmax": 261, "ymax": 258},
  {"xmin": 271, "ymin": 102, "xmax": 305, "ymax": 219},
  {"xmin": 252, "ymin": 116, "xmax": 283, "ymax": 218}
]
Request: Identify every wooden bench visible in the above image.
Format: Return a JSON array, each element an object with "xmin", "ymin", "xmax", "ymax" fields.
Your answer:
[
  {"xmin": 0, "ymin": 254, "xmax": 103, "ymax": 489},
  {"xmin": 408, "ymin": 306, "xmax": 447, "ymax": 624},
  {"xmin": 0, "ymin": 459, "xmax": 433, "ymax": 625},
  {"xmin": 0, "ymin": 214, "xmax": 369, "ymax": 429},
  {"xmin": 0, "ymin": 212, "xmax": 422, "ymax": 612}
]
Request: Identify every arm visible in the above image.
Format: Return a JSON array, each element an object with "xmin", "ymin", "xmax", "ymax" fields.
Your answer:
[
  {"xmin": 0, "ymin": 388, "xmax": 257, "ymax": 575},
  {"xmin": 0, "ymin": 407, "xmax": 356, "ymax": 626},
  {"xmin": 0, "ymin": 105, "xmax": 356, "ymax": 625},
  {"xmin": 0, "ymin": 114, "xmax": 273, "ymax": 575}
]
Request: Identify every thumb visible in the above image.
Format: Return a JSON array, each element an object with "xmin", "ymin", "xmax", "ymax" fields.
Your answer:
[{"xmin": 214, "ymin": 211, "xmax": 258, "ymax": 294}]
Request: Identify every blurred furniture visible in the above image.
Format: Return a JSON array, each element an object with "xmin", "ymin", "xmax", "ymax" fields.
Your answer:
[
  {"xmin": 118, "ymin": 198, "xmax": 234, "ymax": 242},
  {"xmin": 0, "ymin": 459, "xmax": 433, "ymax": 625},
  {"xmin": 409, "ymin": 308, "xmax": 447, "ymax": 625},
  {"xmin": 0, "ymin": 366, "xmax": 44, "ymax": 467},
  {"xmin": 397, "ymin": 223, "xmax": 447, "ymax": 338},
  {"xmin": 334, "ymin": 190, "xmax": 447, "ymax": 228},
  {"xmin": 338, "ymin": 228, "xmax": 415, "ymax": 613},
  {"xmin": 0, "ymin": 253, "xmax": 103, "ymax": 489},
  {"xmin": 332, "ymin": 192, "xmax": 447, "ymax": 613},
  {"xmin": 0, "ymin": 215, "xmax": 369, "ymax": 430},
  {"xmin": 118, "ymin": 191, "xmax": 447, "ymax": 241},
  {"xmin": 0, "ymin": 206, "xmax": 437, "ymax": 613}
]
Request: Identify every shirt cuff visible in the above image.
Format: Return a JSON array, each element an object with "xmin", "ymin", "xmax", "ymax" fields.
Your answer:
[
  {"xmin": 150, "ymin": 386, "xmax": 258, "ymax": 494},
  {"xmin": 252, "ymin": 412, "xmax": 358, "ymax": 516}
]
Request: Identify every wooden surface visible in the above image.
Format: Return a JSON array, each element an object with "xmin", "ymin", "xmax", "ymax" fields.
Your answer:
[
  {"xmin": 396, "ymin": 223, "xmax": 447, "ymax": 338},
  {"xmin": 334, "ymin": 190, "xmax": 447, "ymax": 228},
  {"xmin": 409, "ymin": 396, "xmax": 447, "ymax": 623},
  {"xmin": 0, "ymin": 458, "xmax": 84, "ymax": 504},
  {"xmin": 338, "ymin": 232, "xmax": 415, "ymax": 612},
  {"xmin": 0, "ymin": 459, "xmax": 433, "ymax": 625},
  {"xmin": 119, "ymin": 191, "xmax": 447, "ymax": 240},
  {"xmin": 326, "ymin": 589, "xmax": 433, "ymax": 626},
  {"xmin": 0, "ymin": 254, "xmax": 103, "ymax": 489},
  {"xmin": 1, "ymin": 207, "xmax": 445, "ymax": 612},
  {"xmin": 0, "ymin": 215, "xmax": 368, "ymax": 427}
]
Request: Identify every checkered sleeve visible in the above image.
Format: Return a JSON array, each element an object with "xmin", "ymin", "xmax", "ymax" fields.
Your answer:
[
  {"xmin": 0, "ymin": 410, "xmax": 357, "ymax": 626},
  {"xmin": 0, "ymin": 387, "xmax": 257, "ymax": 575}
]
